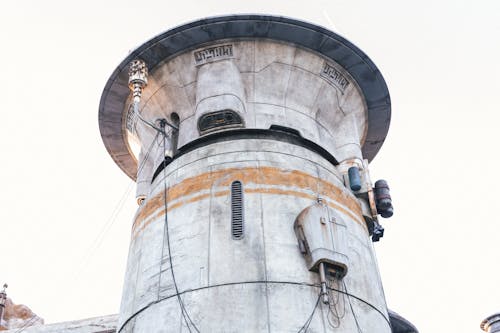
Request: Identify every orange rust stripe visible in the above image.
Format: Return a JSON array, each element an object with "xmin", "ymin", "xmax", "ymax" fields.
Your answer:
[
  {"xmin": 132, "ymin": 168, "xmax": 246, "ymax": 227},
  {"xmin": 245, "ymin": 188, "xmax": 314, "ymax": 200},
  {"xmin": 132, "ymin": 167, "xmax": 364, "ymax": 239},
  {"xmin": 134, "ymin": 166, "xmax": 359, "ymax": 228},
  {"xmin": 132, "ymin": 191, "xmax": 365, "ymax": 240},
  {"xmin": 244, "ymin": 188, "xmax": 364, "ymax": 226},
  {"xmin": 132, "ymin": 190, "xmax": 229, "ymax": 239}
]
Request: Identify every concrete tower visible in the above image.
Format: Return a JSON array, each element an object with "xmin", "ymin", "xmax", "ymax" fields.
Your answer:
[{"xmin": 99, "ymin": 15, "xmax": 412, "ymax": 332}]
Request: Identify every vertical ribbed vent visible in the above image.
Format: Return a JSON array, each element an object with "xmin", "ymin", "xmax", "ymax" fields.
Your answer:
[{"xmin": 231, "ymin": 181, "xmax": 244, "ymax": 240}]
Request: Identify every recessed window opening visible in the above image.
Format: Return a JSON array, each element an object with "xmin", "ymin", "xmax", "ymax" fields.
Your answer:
[
  {"xmin": 231, "ymin": 181, "xmax": 244, "ymax": 240},
  {"xmin": 198, "ymin": 109, "xmax": 243, "ymax": 134},
  {"xmin": 170, "ymin": 112, "xmax": 180, "ymax": 155}
]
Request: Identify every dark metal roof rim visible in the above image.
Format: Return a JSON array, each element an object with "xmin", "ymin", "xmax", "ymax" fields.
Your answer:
[
  {"xmin": 99, "ymin": 15, "xmax": 391, "ymax": 180},
  {"xmin": 151, "ymin": 128, "xmax": 339, "ymax": 182},
  {"xmin": 388, "ymin": 310, "xmax": 419, "ymax": 333}
]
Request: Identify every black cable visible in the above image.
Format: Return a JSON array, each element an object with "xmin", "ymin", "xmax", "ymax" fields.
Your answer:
[
  {"xmin": 328, "ymin": 277, "xmax": 349, "ymax": 329},
  {"xmin": 13, "ymin": 315, "xmax": 40, "ymax": 333},
  {"xmin": 75, "ymin": 130, "xmax": 159, "ymax": 278},
  {"xmin": 343, "ymin": 280, "xmax": 363, "ymax": 333},
  {"xmin": 130, "ymin": 103, "xmax": 178, "ymax": 133},
  {"xmin": 158, "ymin": 122, "xmax": 191, "ymax": 332},
  {"xmin": 329, "ymin": 278, "xmax": 346, "ymax": 320},
  {"xmin": 118, "ymin": 280, "xmax": 391, "ymax": 332},
  {"xmin": 326, "ymin": 280, "xmax": 341, "ymax": 329},
  {"xmin": 158, "ymin": 122, "xmax": 200, "ymax": 333},
  {"xmin": 330, "ymin": 282, "xmax": 391, "ymax": 329},
  {"xmin": 297, "ymin": 293, "xmax": 321, "ymax": 333},
  {"xmin": 122, "ymin": 117, "xmax": 391, "ymax": 333},
  {"xmin": 327, "ymin": 303, "xmax": 340, "ymax": 329},
  {"xmin": 138, "ymin": 131, "xmax": 160, "ymax": 175}
]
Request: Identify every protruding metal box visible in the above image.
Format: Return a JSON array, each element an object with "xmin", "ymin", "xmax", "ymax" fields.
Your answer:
[{"xmin": 294, "ymin": 202, "xmax": 349, "ymax": 278}]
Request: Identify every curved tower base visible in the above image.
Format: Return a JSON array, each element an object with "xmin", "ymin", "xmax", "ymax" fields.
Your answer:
[{"xmin": 119, "ymin": 140, "xmax": 390, "ymax": 332}]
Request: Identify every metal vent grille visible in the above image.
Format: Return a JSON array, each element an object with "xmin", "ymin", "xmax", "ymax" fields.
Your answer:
[
  {"xmin": 198, "ymin": 109, "xmax": 243, "ymax": 134},
  {"xmin": 231, "ymin": 181, "xmax": 244, "ymax": 240}
]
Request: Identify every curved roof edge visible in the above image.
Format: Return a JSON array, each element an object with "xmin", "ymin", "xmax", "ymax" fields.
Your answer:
[
  {"xmin": 99, "ymin": 15, "xmax": 391, "ymax": 179},
  {"xmin": 389, "ymin": 310, "xmax": 419, "ymax": 333}
]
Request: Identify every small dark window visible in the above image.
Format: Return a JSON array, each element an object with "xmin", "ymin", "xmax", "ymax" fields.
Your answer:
[
  {"xmin": 170, "ymin": 112, "xmax": 180, "ymax": 155},
  {"xmin": 198, "ymin": 110, "xmax": 243, "ymax": 134},
  {"xmin": 231, "ymin": 181, "xmax": 244, "ymax": 240}
]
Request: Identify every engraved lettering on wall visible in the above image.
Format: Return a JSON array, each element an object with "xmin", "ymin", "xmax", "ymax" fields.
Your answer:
[
  {"xmin": 320, "ymin": 62, "xmax": 350, "ymax": 93},
  {"xmin": 194, "ymin": 44, "xmax": 234, "ymax": 65}
]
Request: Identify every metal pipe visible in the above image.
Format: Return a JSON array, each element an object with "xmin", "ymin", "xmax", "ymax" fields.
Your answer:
[
  {"xmin": 348, "ymin": 166, "xmax": 362, "ymax": 191},
  {"xmin": 319, "ymin": 262, "xmax": 329, "ymax": 304}
]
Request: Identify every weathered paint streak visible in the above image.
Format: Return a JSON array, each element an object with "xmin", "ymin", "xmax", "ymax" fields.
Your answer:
[
  {"xmin": 131, "ymin": 166, "xmax": 364, "ymax": 240},
  {"xmin": 244, "ymin": 188, "xmax": 364, "ymax": 226},
  {"xmin": 136, "ymin": 167, "xmax": 357, "ymax": 224},
  {"xmin": 132, "ymin": 190, "xmax": 229, "ymax": 239}
]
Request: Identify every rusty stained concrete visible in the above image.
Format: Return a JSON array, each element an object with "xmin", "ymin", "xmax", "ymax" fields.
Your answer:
[
  {"xmin": 118, "ymin": 140, "xmax": 389, "ymax": 332},
  {"xmin": 99, "ymin": 16, "xmax": 394, "ymax": 333}
]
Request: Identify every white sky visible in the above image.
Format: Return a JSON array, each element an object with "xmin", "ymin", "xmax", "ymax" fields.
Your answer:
[{"xmin": 1, "ymin": 1, "xmax": 499, "ymax": 332}]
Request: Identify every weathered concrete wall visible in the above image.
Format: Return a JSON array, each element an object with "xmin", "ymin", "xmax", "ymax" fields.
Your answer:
[
  {"xmin": 2, "ymin": 315, "xmax": 117, "ymax": 333},
  {"xmin": 119, "ymin": 140, "xmax": 390, "ymax": 332},
  {"xmin": 128, "ymin": 40, "xmax": 368, "ymax": 201},
  {"xmin": 99, "ymin": 15, "xmax": 394, "ymax": 333}
]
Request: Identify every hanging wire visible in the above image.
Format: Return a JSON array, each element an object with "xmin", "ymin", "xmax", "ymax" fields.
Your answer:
[
  {"xmin": 327, "ymin": 301, "xmax": 341, "ymax": 328},
  {"xmin": 13, "ymin": 314, "xmax": 40, "ymax": 333},
  {"xmin": 326, "ymin": 277, "xmax": 347, "ymax": 329},
  {"xmin": 119, "ymin": 104, "xmax": 387, "ymax": 333},
  {"xmin": 297, "ymin": 292, "xmax": 322, "ymax": 333},
  {"xmin": 73, "ymin": 130, "xmax": 160, "ymax": 280},
  {"xmin": 129, "ymin": 103, "xmax": 178, "ymax": 134},
  {"xmin": 326, "ymin": 279, "xmax": 339, "ymax": 328},
  {"xmin": 343, "ymin": 280, "xmax": 363, "ymax": 333},
  {"xmin": 118, "ymin": 279, "xmax": 391, "ymax": 332},
  {"xmin": 335, "ymin": 279, "xmax": 347, "ymax": 319},
  {"xmin": 73, "ymin": 182, "xmax": 132, "ymax": 277},
  {"xmin": 157, "ymin": 121, "xmax": 200, "ymax": 333}
]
